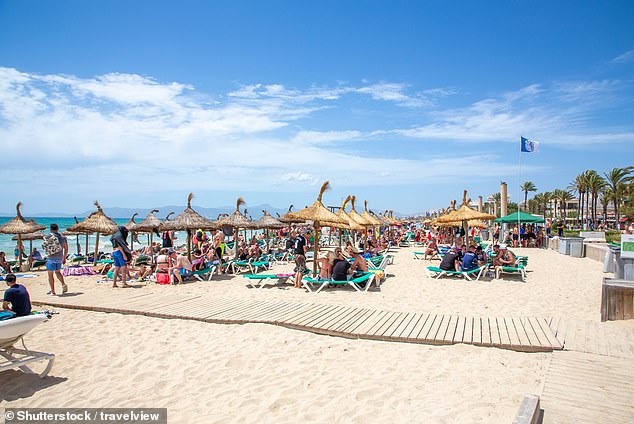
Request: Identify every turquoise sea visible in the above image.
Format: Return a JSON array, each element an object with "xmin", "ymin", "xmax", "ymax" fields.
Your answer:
[{"xmin": 0, "ymin": 216, "xmax": 188, "ymax": 258}]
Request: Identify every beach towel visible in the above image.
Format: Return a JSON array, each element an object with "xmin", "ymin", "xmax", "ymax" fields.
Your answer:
[{"xmin": 63, "ymin": 266, "xmax": 96, "ymax": 276}]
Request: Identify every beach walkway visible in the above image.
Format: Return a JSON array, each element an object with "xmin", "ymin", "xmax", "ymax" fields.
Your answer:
[{"xmin": 33, "ymin": 290, "xmax": 566, "ymax": 352}]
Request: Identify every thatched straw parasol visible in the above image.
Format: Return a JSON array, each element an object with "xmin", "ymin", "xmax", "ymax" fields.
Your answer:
[
  {"xmin": 124, "ymin": 213, "xmax": 139, "ymax": 250},
  {"xmin": 62, "ymin": 217, "xmax": 85, "ymax": 255},
  {"xmin": 434, "ymin": 191, "xmax": 496, "ymax": 244},
  {"xmin": 134, "ymin": 209, "xmax": 164, "ymax": 249},
  {"xmin": 223, "ymin": 198, "xmax": 257, "ymax": 259},
  {"xmin": 336, "ymin": 196, "xmax": 364, "ymax": 231},
  {"xmin": 255, "ymin": 210, "xmax": 285, "ymax": 230},
  {"xmin": 286, "ymin": 181, "xmax": 347, "ymax": 274},
  {"xmin": 279, "ymin": 204, "xmax": 306, "ymax": 225},
  {"xmin": 0, "ymin": 203, "xmax": 46, "ymax": 268},
  {"xmin": 361, "ymin": 200, "xmax": 384, "ymax": 227},
  {"xmin": 12, "ymin": 230, "xmax": 44, "ymax": 260},
  {"xmin": 162, "ymin": 193, "xmax": 217, "ymax": 259},
  {"xmin": 347, "ymin": 196, "xmax": 372, "ymax": 228},
  {"xmin": 66, "ymin": 201, "xmax": 118, "ymax": 265}
]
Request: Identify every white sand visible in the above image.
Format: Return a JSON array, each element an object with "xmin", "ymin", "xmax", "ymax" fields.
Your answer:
[{"xmin": 0, "ymin": 246, "xmax": 622, "ymax": 422}]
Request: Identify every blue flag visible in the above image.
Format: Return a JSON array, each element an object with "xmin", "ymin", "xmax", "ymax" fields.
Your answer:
[{"xmin": 521, "ymin": 136, "xmax": 539, "ymax": 153}]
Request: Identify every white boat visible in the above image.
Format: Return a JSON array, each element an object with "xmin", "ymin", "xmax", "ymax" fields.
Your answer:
[{"xmin": 0, "ymin": 314, "xmax": 55, "ymax": 378}]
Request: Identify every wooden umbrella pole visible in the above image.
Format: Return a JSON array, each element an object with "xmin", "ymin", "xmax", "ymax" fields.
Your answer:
[
  {"xmin": 234, "ymin": 227, "xmax": 239, "ymax": 259},
  {"xmin": 313, "ymin": 225, "xmax": 320, "ymax": 276},
  {"xmin": 18, "ymin": 234, "xmax": 23, "ymax": 268},
  {"xmin": 85, "ymin": 234, "xmax": 88, "ymax": 257},
  {"xmin": 187, "ymin": 229, "xmax": 191, "ymax": 260},
  {"xmin": 94, "ymin": 233, "xmax": 100, "ymax": 265}
]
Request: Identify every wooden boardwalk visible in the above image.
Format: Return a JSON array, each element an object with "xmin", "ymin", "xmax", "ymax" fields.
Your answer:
[
  {"xmin": 547, "ymin": 317, "xmax": 634, "ymax": 359},
  {"xmin": 31, "ymin": 291, "xmax": 563, "ymax": 352},
  {"xmin": 540, "ymin": 351, "xmax": 634, "ymax": 423}
]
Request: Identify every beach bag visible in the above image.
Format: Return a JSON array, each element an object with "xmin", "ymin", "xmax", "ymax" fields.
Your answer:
[
  {"xmin": 155, "ymin": 272, "xmax": 171, "ymax": 285},
  {"xmin": 42, "ymin": 233, "xmax": 62, "ymax": 256}
]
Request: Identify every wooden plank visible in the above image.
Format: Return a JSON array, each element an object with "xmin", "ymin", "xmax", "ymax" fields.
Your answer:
[
  {"xmin": 366, "ymin": 312, "xmax": 400, "ymax": 337},
  {"xmin": 594, "ymin": 321, "xmax": 610, "ymax": 356},
  {"xmin": 331, "ymin": 308, "xmax": 371, "ymax": 333},
  {"xmin": 489, "ymin": 317, "xmax": 501, "ymax": 346},
  {"xmin": 425, "ymin": 314, "xmax": 446, "ymax": 342},
  {"xmin": 495, "ymin": 317, "xmax": 510, "ymax": 347},
  {"xmin": 383, "ymin": 312, "xmax": 411, "ymax": 339},
  {"xmin": 504, "ymin": 317, "xmax": 521, "ymax": 348},
  {"xmin": 480, "ymin": 317, "xmax": 492, "ymax": 346},
  {"xmin": 406, "ymin": 313, "xmax": 430, "ymax": 340},
  {"xmin": 281, "ymin": 304, "xmax": 328, "ymax": 325},
  {"xmin": 342, "ymin": 309, "xmax": 377, "ymax": 333},
  {"xmin": 310, "ymin": 306, "xmax": 351, "ymax": 329},
  {"xmin": 463, "ymin": 316, "xmax": 473, "ymax": 344},
  {"xmin": 511, "ymin": 317, "xmax": 529, "ymax": 347},
  {"xmin": 215, "ymin": 301, "xmax": 268, "ymax": 320},
  {"xmin": 268, "ymin": 303, "xmax": 306, "ymax": 322},
  {"xmin": 377, "ymin": 312, "xmax": 408, "ymax": 338},
  {"xmin": 293, "ymin": 304, "xmax": 339, "ymax": 327},
  {"xmin": 526, "ymin": 316, "xmax": 551, "ymax": 349},
  {"xmin": 472, "ymin": 317, "xmax": 482, "ymax": 345},
  {"xmin": 441, "ymin": 315, "xmax": 458, "ymax": 343},
  {"xmin": 254, "ymin": 302, "xmax": 297, "ymax": 322},
  {"xmin": 512, "ymin": 394, "xmax": 541, "ymax": 424},
  {"xmin": 563, "ymin": 318, "xmax": 578, "ymax": 350},
  {"xmin": 352, "ymin": 310, "xmax": 389, "ymax": 335},
  {"xmin": 320, "ymin": 307, "xmax": 359, "ymax": 331},
  {"xmin": 453, "ymin": 316, "xmax": 466, "ymax": 343},
  {"xmin": 520, "ymin": 317, "xmax": 540, "ymax": 348},
  {"xmin": 390, "ymin": 312, "xmax": 418, "ymax": 339},
  {"xmin": 534, "ymin": 317, "xmax": 562, "ymax": 350}
]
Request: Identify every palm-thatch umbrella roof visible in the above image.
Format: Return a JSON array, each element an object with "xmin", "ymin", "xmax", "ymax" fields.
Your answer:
[
  {"xmin": 255, "ymin": 210, "xmax": 285, "ymax": 229},
  {"xmin": 134, "ymin": 209, "xmax": 163, "ymax": 233},
  {"xmin": 12, "ymin": 231, "xmax": 44, "ymax": 241},
  {"xmin": 279, "ymin": 204, "xmax": 306, "ymax": 224},
  {"xmin": 335, "ymin": 196, "xmax": 364, "ymax": 231},
  {"xmin": 66, "ymin": 201, "xmax": 118, "ymax": 235},
  {"xmin": 286, "ymin": 182, "xmax": 347, "ymax": 227},
  {"xmin": 346, "ymin": 196, "xmax": 372, "ymax": 227},
  {"xmin": 361, "ymin": 200, "xmax": 384, "ymax": 226},
  {"xmin": 65, "ymin": 201, "xmax": 119, "ymax": 265},
  {"xmin": 161, "ymin": 193, "xmax": 216, "ymax": 258},
  {"xmin": 435, "ymin": 191, "xmax": 496, "ymax": 224},
  {"xmin": 224, "ymin": 197, "xmax": 257, "ymax": 229},
  {"xmin": 287, "ymin": 181, "xmax": 347, "ymax": 274},
  {"xmin": 0, "ymin": 202, "xmax": 46, "ymax": 235},
  {"xmin": 124, "ymin": 213, "xmax": 139, "ymax": 231},
  {"xmin": 162, "ymin": 193, "xmax": 217, "ymax": 231}
]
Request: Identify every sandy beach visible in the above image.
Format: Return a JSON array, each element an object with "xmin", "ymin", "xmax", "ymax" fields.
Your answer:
[{"xmin": 1, "ymin": 245, "xmax": 631, "ymax": 423}]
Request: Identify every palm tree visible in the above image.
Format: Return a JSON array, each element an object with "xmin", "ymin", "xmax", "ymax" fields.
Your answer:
[
  {"xmin": 603, "ymin": 167, "xmax": 629, "ymax": 224},
  {"xmin": 585, "ymin": 170, "xmax": 606, "ymax": 226},
  {"xmin": 568, "ymin": 173, "xmax": 587, "ymax": 226},
  {"xmin": 601, "ymin": 189, "xmax": 613, "ymax": 225},
  {"xmin": 541, "ymin": 191, "xmax": 553, "ymax": 218},
  {"xmin": 520, "ymin": 181, "xmax": 537, "ymax": 211},
  {"xmin": 558, "ymin": 190, "xmax": 574, "ymax": 223}
]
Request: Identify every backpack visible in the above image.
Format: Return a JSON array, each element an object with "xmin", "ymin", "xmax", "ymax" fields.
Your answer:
[{"xmin": 42, "ymin": 233, "xmax": 63, "ymax": 256}]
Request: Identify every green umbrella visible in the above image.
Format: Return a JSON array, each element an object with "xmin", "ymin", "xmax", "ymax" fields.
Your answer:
[{"xmin": 493, "ymin": 211, "xmax": 545, "ymax": 224}]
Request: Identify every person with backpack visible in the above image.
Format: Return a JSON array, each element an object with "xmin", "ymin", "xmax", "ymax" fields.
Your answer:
[
  {"xmin": 43, "ymin": 223, "xmax": 69, "ymax": 295},
  {"xmin": 111, "ymin": 226, "xmax": 133, "ymax": 288}
]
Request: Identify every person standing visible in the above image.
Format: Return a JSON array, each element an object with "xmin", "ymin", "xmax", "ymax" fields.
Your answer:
[
  {"xmin": 42, "ymin": 223, "xmax": 68, "ymax": 295},
  {"xmin": 557, "ymin": 221, "xmax": 564, "ymax": 237},
  {"xmin": 110, "ymin": 226, "xmax": 132, "ymax": 288},
  {"xmin": 2, "ymin": 274, "xmax": 31, "ymax": 317},
  {"xmin": 161, "ymin": 229, "xmax": 174, "ymax": 248},
  {"xmin": 292, "ymin": 230, "xmax": 308, "ymax": 288}
]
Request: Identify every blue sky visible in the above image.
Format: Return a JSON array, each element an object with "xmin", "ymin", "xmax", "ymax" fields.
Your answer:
[{"xmin": 0, "ymin": 1, "xmax": 633, "ymax": 215}]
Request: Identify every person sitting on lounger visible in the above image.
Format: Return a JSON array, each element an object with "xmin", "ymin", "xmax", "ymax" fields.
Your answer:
[
  {"xmin": 475, "ymin": 246, "xmax": 488, "ymax": 264},
  {"xmin": 28, "ymin": 248, "xmax": 43, "ymax": 267},
  {"xmin": 348, "ymin": 246, "xmax": 369, "ymax": 277},
  {"xmin": 2, "ymin": 274, "xmax": 31, "ymax": 317},
  {"xmin": 248, "ymin": 242, "xmax": 262, "ymax": 259},
  {"xmin": 191, "ymin": 248, "xmax": 205, "ymax": 271},
  {"xmin": 460, "ymin": 245, "xmax": 480, "ymax": 272},
  {"xmin": 0, "ymin": 251, "xmax": 12, "ymax": 274},
  {"xmin": 439, "ymin": 248, "xmax": 460, "ymax": 272},
  {"xmin": 424, "ymin": 238, "xmax": 437, "ymax": 260},
  {"xmin": 318, "ymin": 252, "xmax": 334, "ymax": 279},
  {"xmin": 493, "ymin": 246, "xmax": 516, "ymax": 270},
  {"xmin": 169, "ymin": 250, "xmax": 193, "ymax": 284},
  {"xmin": 331, "ymin": 248, "xmax": 352, "ymax": 281}
]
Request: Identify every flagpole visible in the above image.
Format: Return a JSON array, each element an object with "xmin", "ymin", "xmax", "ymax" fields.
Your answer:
[{"xmin": 518, "ymin": 136, "xmax": 522, "ymax": 246}]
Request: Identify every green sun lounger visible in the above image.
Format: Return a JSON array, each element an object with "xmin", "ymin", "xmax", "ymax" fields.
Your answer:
[
  {"xmin": 302, "ymin": 272, "xmax": 376, "ymax": 293},
  {"xmin": 242, "ymin": 273, "xmax": 294, "ymax": 289},
  {"xmin": 495, "ymin": 264, "xmax": 526, "ymax": 282},
  {"xmin": 425, "ymin": 265, "xmax": 486, "ymax": 281}
]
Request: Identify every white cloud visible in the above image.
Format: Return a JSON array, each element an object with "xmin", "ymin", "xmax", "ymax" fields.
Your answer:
[
  {"xmin": 291, "ymin": 130, "xmax": 363, "ymax": 144},
  {"xmin": 611, "ymin": 49, "xmax": 634, "ymax": 64}
]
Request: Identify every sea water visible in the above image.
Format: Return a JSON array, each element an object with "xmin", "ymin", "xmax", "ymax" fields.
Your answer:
[{"xmin": 0, "ymin": 216, "xmax": 186, "ymax": 258}]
